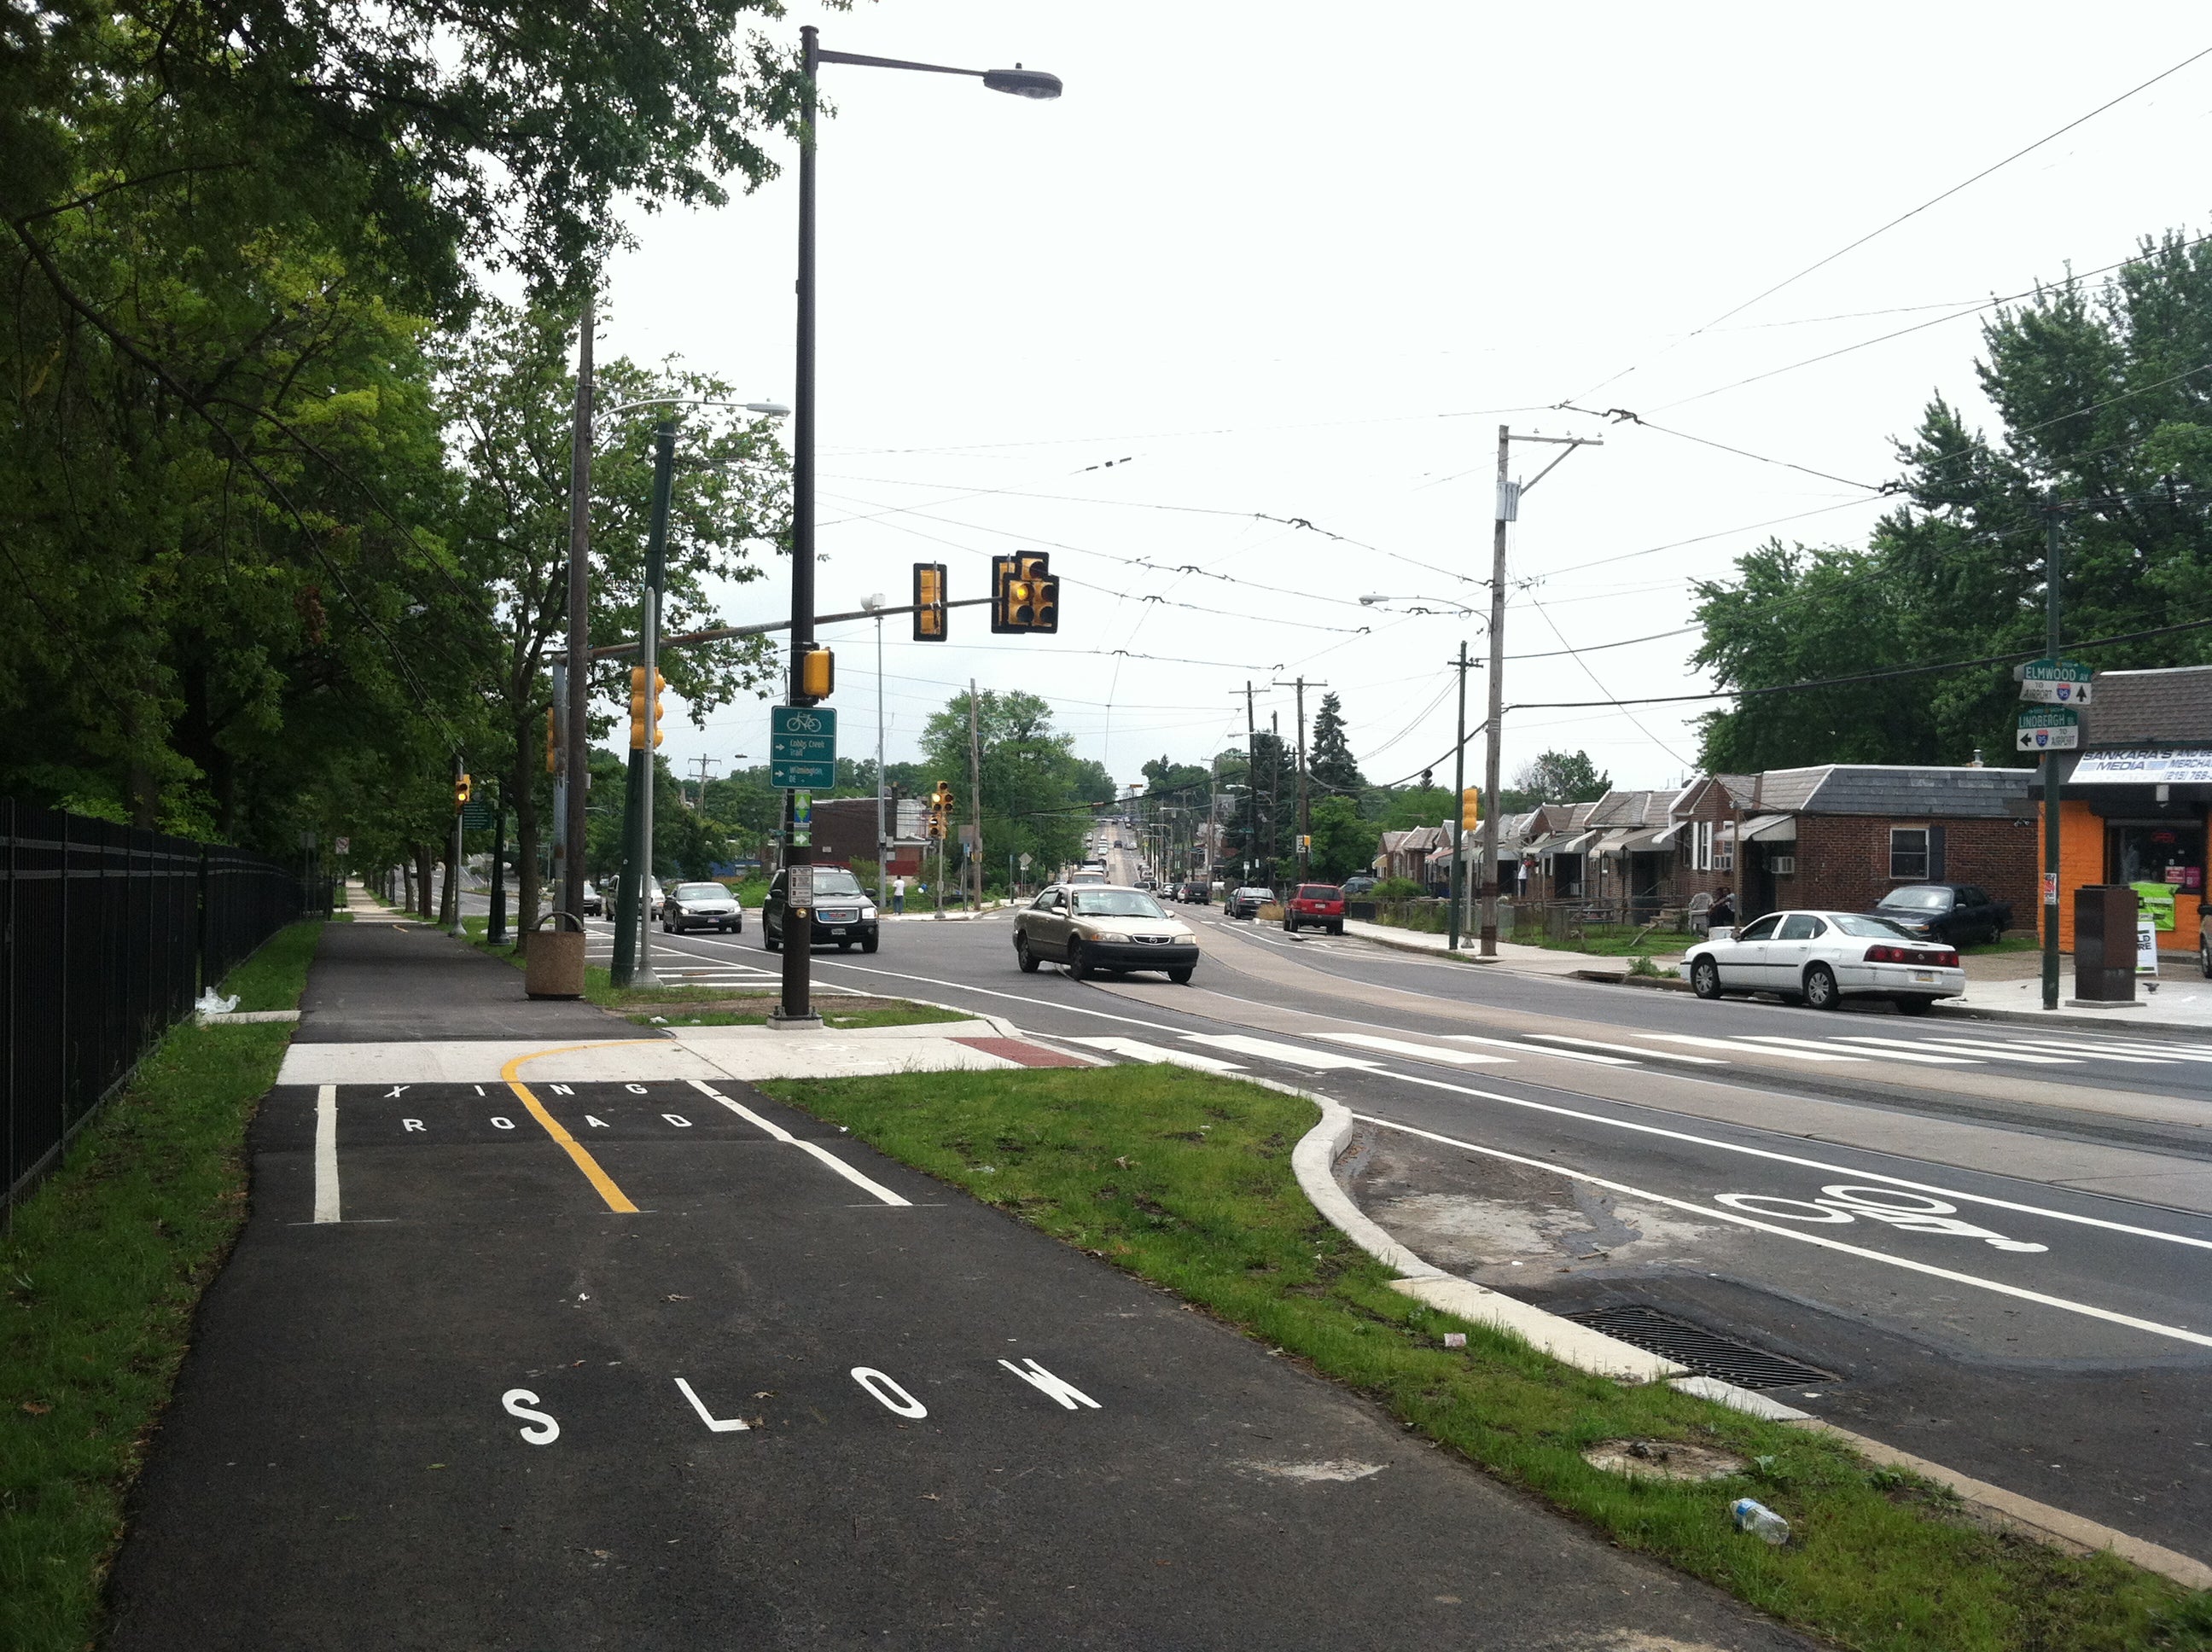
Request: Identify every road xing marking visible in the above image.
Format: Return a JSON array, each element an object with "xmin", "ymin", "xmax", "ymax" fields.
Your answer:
[
  {"xmin": 999, "ymin": 1358, "xmax": 1103, "ymax": 1410},
  {"xmin": 502, "ymin": 1043, "xmax": 662, "ymax": 1215},
  {"xmin": 403, "ymin": 1119, "xmax": 424, "ymax": 1131},
  {"xmin": 1445, "ymin": 1034, "xmax": 1635, "ymax": 1066},
  {"xmin": 674, "ymin": 1377, "xmax": 752, "ymax": 1433},
  {"xmin": 1844, "ymin": 1036, "xmax": 2079, "ymax": 1065},
  {"xmin": 313, "ymin": 1085, "xmax": 341, "ymax": 1224},
  {"xmin": 662, "ymin": 1114, "xmax": 692, "ymax": 1127},
  {"xmin": 1354, "ymin": 1112, "xmax": 2212, "ymax": 1350},
  {"xmin": 502, "ymin": 1389, "xmax": 560, "ymax": 1445},
  {"xmin": 1738, "ymin": 1035, "xmax": 1982, "ymax": 1067},
  {"xmin": 1648, "ymin": 1034, "xmax": 1864, "ymax": 1062},
  {"xmin": 2000, "ymin": 1041, "xmax": 2180, "ymax": 1065},
  {"xmin": 384, "ymin": 1085, "xmax": 409, "ymax": 1098},
  {"xmin": 585, "ymin": 1115, "xmax": 609, "ymax": 1128},
  {"xmin": 490, "ymin": 1117, "xmax": 515, "ymax": 1130},
  {"xmin": 1320, "ymin": 1032, "xmax": 1512, "ymax": 1066},
  {"xmin": 1070, "ymin": 1036, "xmax": 1246, "ymax": 1074},
  {"xmin": 1182, "ymin": 1032, "xmax": 1382, "ymax": 1070},
  {"xmin": 684, "ymin": 1079, "xmax": 911, "ymax": 1206},
  {"xmin": 852, "ymin": 1367, "xmax": 928, "ymax": 1418},
  {"xmin": 1524, "ymin": 1034, "xmax": 1726, "ymax": 1064},
  {"xmin": 626, "ymin": 1083, "xmax": 649, "ymax": 1094},
  {"xmin": 1714, "ymin": 1188, "xmax": 2046, "ymax": 1251}
]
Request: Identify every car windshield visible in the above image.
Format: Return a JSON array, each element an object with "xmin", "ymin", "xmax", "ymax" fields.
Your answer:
[
  {"xmin": 1072, "ymin": 890, "xmax": 1166, "ymax": 918},
  {"xmin": 1877, "ymin": 887, "xmax": 1950, "ymax": 911},
  {"xmin": 1831, "ymin": 913, "xmax": 1918, "ymax": 939},
  {"xmin": 675, "ymin": 883, "xmax": 727, "ymax": 900},
  {"xmin": 810, "ymin": 870, "xmax": 864, "ymax": 899}
]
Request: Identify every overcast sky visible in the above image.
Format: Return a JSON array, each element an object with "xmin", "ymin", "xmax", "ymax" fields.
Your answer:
[{"xmin": 595, "ymin": 3, "xmax": 2212, "ymax": 799}]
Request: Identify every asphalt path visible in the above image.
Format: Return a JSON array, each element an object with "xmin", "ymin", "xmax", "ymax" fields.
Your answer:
[
  {"xmin": 108, "ymin": 920, "xmax": 1812, "ymax": 1650},
  {"xmin": 625, "ymin": 909, "xmax": 2212, "ymax": 1560}
]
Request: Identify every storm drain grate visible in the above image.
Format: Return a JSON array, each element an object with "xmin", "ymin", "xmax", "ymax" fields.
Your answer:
[{"xmin": 1562, "ymin": 1306, "xmax": 1836, "ymax": 1390}]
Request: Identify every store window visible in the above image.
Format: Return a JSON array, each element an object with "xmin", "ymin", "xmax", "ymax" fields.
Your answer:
[{"xmin": 2109, "ymin": 822, "xmax": 2206, "ymax": 895}]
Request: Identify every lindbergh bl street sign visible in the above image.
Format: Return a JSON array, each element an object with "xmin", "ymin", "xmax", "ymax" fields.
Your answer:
[{"xmin": 2016, "ymin": 706, "xmax": 2081, "ymax": 752}]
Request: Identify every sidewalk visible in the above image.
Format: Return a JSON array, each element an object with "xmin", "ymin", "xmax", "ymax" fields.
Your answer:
[
  {"xmin": 103, "ymin": 913, "xmax": 1809, "ymax": 1650},
  {"xmin": 1338, "ymin": 916, "xmax": 1628, "ymax": 977}
]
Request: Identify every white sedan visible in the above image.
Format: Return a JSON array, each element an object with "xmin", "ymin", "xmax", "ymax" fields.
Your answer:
[{"xmin": 1683, "ymin": 909, "xmax": 1964, "ymax": 1015}]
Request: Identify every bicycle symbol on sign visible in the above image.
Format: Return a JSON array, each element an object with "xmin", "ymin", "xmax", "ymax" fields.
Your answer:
[
  {"xmin": 1713, "ymin": 1184, "xmax": 2047, "ymax": 1254},
  {"xmin": 784, "ymin": 710, "xmax": 825, "ymax": 734}
]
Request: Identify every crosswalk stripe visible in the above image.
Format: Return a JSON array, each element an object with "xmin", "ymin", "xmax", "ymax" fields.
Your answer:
[
  {"xmin": 1995, "ymin": 1040, "xmax": 2181, "ymax": 1065},
  {"xmin": 1843, "ymin": 1037, "xmax": 2080, "ymax": 1064},
  {"xmin": 1647, "ymin": 1034, "xmax": 1866, "ymax": 1062},
  {"xmin": 1445, "ymin": 1035, "xmax": 1638, "ymax": 1066},
  {"xmin": 1071, "ymin": 1037, "xmax": 1246, "ymax": 1074},
  {"xmin": 1182, "ymin": 1033, "xmax": 1382, "ymax": 1071},
  {"xmin": 1524, "ymin": 1034, "xmax": 1726, "ymax": 1065},
  {"xmin": 1737, "ymin": 1034, "xmax": 1982, "ymax": 1066},
  {"xmin": 1320, "ymin": 1032, "xmax": 1513, "ymax": 1066}
]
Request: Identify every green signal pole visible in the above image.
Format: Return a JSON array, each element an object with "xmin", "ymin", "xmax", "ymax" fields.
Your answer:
[
  {"xmin": 2042, "ymin": 503, "xmax": 2064, "ymax": 1012},
  {"xmin": 612, "ymin": 421, "xmax": 676, "ymax": 987}
]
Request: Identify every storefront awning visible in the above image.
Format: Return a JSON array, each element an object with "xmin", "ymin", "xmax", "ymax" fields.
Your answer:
[
  {"xmin": 1738, "ymin": 813, "xmax": 1797, "ymax": 843},
  {"xmin": 2071, "ymin": 748, "xmax": 2212, "ymax": 784}
]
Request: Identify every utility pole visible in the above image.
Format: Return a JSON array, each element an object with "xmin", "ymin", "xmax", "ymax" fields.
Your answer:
[
  {"xmin": 968, "ymin": 679, "xmax": 984, "ymax": 910},
  {"xmin": 687, "ymin": 754, "xmax": 719, "ymax": 807},
  {"xmin": 1479, "ymin": 424, "xmax": 1603, "ymax": 955},
  {"xmin": 562, "ymin": 293, "xmax": 594, "ymax": 927},
  {"xmin": 1447, "ymin": 641, "xmax": 1470, "ymax": 951},
  {"xmin": 1272, "ymin": 676, "xmax": 1327, "ymax": 881},
  {"xmin": 874, "ymin": 602, "xmax": 888, "ymax": 913},
  {"xmin": 2042, "ymin": 502, "xmax": 2064, "ymax": 1013},
  {"xmin": 1241, "ymin": 682, "xmax": 1258, "ymax": 881}
]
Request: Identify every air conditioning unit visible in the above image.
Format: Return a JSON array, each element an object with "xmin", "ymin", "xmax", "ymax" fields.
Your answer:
[{"xmin": 1769, "ymin": 854, "xmax": 1796, "ymax": 875}]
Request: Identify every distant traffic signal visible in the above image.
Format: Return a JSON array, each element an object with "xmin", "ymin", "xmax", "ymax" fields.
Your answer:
[
  {"xmin": 797, "ymin": 644, "xmax": 834, "ymax": 703},
  {"xmin": 992, "ymin": 552, "xmax": 1057, "ymax": 634},
  {"xmin": 454, "ymin": 772, "xmax": 473, "ymax": 810},
  {"xmin": 928, "ymin": 780, "xmax": 953, "ymax": 839},
  {"xmin": 912, "ymin": 563, "xmax": 947, "ymax": 642},
  {"xmin": 1461, "ymin": 787, "xmax": 1481, "ymax": 831},
  {"xmin": 629, "ymin": 666, "xmax": 667, "ymax": 749}
]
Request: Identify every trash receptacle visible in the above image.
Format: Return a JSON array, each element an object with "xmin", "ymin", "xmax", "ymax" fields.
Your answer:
[
  {"xmin": 524, "ymin": 910, "xmax": 586, "ymax": 999},
  {"xmin": 2073, "ymin": 885, "xmax": 2139, "ymax": 1002}
]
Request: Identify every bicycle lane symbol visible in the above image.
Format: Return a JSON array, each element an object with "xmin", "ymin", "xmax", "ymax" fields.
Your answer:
[{"xmin": 1711, "ymin": 1185, "xmax": 2049, "ymax": 1254}]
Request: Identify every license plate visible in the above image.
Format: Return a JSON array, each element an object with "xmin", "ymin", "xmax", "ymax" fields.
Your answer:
[
  {"xmin": 1912, "ymin": 970, "xmax": 1936, "ymax": 983},
  {"xmin": 829, "ymin": 927, "xmax": 847, "ymax": 935}
]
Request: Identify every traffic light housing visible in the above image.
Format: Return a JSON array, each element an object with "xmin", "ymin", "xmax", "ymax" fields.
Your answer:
[
  {"xmin": 928, "ymin": 780, "xmax": 952, "ymax": 839},
  {"xmin": 454, "ymin": 773, "xmax": 472, "ymax": 810},
  {"xmin": 629, "ymin": 666, "xmax": 666, "ymax": 749},
  {"xmin": 796, "ymin": 644, "xmax": 834, "ymax": 703},
  {"xmin": 992, "ymin": 551, "xmax": 1057, "ymax": 634},
  {"xmin": 912, "ymin": 562, "xmax": 947, "ymax": 642},
  {"xmin": 1461, "ymin": 787, "xmax": 1481, "ymax": 831}
]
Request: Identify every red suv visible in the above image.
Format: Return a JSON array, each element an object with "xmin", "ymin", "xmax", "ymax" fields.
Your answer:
[{"xmin": 1284, "ymin": 882, "xmax": 1346, "ymax": 935}]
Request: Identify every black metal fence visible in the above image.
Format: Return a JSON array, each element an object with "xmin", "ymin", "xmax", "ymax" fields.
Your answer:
[{"xmin": 2, "ymin": 800, "xmax": 327, "ymax": 1217}]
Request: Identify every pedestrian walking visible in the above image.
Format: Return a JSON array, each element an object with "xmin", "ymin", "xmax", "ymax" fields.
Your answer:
[{"xmin": 893, "ymin": 874, "xmax": 906, "ymax": 915}]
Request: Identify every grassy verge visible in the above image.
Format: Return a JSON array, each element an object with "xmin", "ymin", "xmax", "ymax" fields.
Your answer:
[
  {"xmin": 0, "ymin": 919, "xmax": 323, "ymax": 1652},
  {"xmin": 760, "ymin": 1064, "xmax": 2211, "ymax": 1652}
]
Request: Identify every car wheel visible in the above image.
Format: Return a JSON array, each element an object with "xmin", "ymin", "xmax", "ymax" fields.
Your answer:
[
  {"xmin": 1067, "ymin": 939, "xmax": 1091, "ymax": 980},
  {"xmin": 1804, "ymin": 963, "xmax": 1842, "ymax": 1010},
  {"xmin": 1167, "ymin": 966, "xmax": 1193, "ymax": 984},
  {"xmin": 1894, "ymin": 996, "xmax": 1935, "ymax": 1016},
  {"xmin": 860, "ymin": 934, "xmax": 878, "ymax": 955},
  {"xmin": 1330, "ymin": 922, "xmax": 1343, "ymax": 936},
  {"xmin": 764, "ymin": 927, "xmax": 780, "ymax": 953},
  {"xmin": 1283, "ymin": 917, "xmax": 1295, "ymax": 933},
  {"xmin": 1016, "ymin": 934, "xmax": 1039, "ymax": 973},
  {"xmin": 1691, "ymin": 957, "xmax": 1722, "ymax": 1000},
  {"xmin": 2203, "ymin": 938, "xmax": 2212, "ymax": 980}
]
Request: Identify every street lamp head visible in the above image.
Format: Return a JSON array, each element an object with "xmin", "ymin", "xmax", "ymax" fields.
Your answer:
[
  {"xmin": 1359, "ymin": 593, "xmax": 1388, "ymax": 605},
  {"xmin": 744, "ymin": 401, "xmax": 792, "ymax": 419},
  {"xmin": 983, "ymin": 63, "xmax": 1062, "ymax": 99},
  {"xmin": 860, "ymin": 592, "xmax": 886, "ymax": 612}
]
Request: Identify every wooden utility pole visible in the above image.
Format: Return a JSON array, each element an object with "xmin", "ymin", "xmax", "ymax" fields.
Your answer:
[
  {"xmin": 1447, "ymin": 642, "xmax": 1470, "ymax": 951},
  {"xmin": 1272, "ymin": 675, "xmax": 1327, "ymax": 881},
  {"xmin": 968, "ymin": 679, "xmax": 984, "ymax": 910},
  {"xmin": 686, "ymin": 753, "xmax": 719, "ymax": 809}
]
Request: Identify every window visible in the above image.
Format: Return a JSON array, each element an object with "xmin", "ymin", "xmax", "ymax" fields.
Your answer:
[
  {"xmin": 1777, "ymin": 914, "xmax": 1820, "ymax": 940},
  {"xmin": 1889, "ymin": 827, "xmax": 1930, "ymax": 880},
  {"xmin": 1691, "ymin": 822, "xmax": 1711, "ymax": 871},
  {"xmin": 1031, "ymin": 891, "xmax": 1061, "ymax": 910},
  {"xmin": 1072, "ymin": 890, "xmax": 1167, "ymax": 918},
  {"xmin": 1738, "ymin": 914, "xmax": 1782, "ymax": 942}
]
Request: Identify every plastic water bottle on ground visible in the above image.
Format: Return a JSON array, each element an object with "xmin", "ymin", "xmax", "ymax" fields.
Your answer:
[{"xmin": 1731, "ymin": 1498, "xmax": 1790, "ymax": 1544}]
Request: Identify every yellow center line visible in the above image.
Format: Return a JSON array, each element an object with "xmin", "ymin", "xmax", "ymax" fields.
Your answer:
[{"xmin": 501, "ymin": 1041, "xmax": 664, "ymax": 1213}]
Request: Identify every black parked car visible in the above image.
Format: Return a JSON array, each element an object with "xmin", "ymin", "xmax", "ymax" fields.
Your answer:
[
  {"xmin": 1225, "ymin": 885, "xmax": 1272, "ymax": 920},
  {"xmin": 1870, "ymin": 883, "xmax": 2012, "ymax": 946}
]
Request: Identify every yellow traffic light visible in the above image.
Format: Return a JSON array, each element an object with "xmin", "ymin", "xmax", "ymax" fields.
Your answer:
[
  {"xmin": 1029, "ymin": 573, "xmax": 1058, "ymax": 634},
  {"xmin": 928, "ymin": 780, "xmax": 952, "ymax": 839},
  {"xmin": 798, "ymin": 644, "xmax": 834, "ymax": 701},
  {"xmin": 629, "ymin": 666, "xmax": 667, "ymax": 749},
  {"xmin": 912, "ymin": 562, "xmax": 947, "ymax": 642},
  {"xmin": 455, "ymin": 773, "xmax": 473, "ymax": 810},
  {"xmin": 1461, "ymin": 786, "xmax": 1481, "ymax": 831},
  {"xmin": 992, "ymin": 551, "xmax": 1058, "ymax": 634}
]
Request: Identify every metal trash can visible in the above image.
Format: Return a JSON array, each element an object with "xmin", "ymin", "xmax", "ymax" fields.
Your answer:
[
  {"xmin": 524, "ymin": 910, "xmax": 586, "ymax": 1000},
  {"xmin": 2073, "ymin": 885, "xmax": 2138, "ymax": 1002}
]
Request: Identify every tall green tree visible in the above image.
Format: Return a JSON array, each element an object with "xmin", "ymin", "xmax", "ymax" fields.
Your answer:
[
  {"xmin": 1307, "ymin": 693, "xmax": 1365, "ymax": 798},
  {"xmin": 918, "ymin": 691, "xmax": 1105, "ymax": 888},
  {"xmin": 1693, "ymin": 225, "xmax": 2212, "ymax": 770},
  {"xmin": 1502, "ymin": 750, "xmax": 1611, "ymax": 811}
]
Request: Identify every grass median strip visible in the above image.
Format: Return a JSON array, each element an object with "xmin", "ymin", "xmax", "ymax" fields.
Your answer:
[
  {"xmin": 0, "ymin": 919, "xmax": 322, "ymax": 1652},
  {"xmin": 760, "ymin": 1062, "xmax": 2212, "ymax": 1652}
]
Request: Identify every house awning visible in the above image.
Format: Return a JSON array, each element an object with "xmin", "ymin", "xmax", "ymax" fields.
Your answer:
[
  {"xmin": 1552, "ymin": 829, "xmax": 1600, "ymax": 855},
  {"xmin": 1592, "ymin": 828, "xmax": 1639, "ymax": 852},
  {"xmin": 1737, "ymin": 813, "xmax": 1797, "ymax": 843},
  {"xmin": 2070, "ymin": 748, "xmax": 2212, "ymax": 784},
  {"xmin": 1619, "ymin": 823, "xmax": 1679, "ymax": 852}
]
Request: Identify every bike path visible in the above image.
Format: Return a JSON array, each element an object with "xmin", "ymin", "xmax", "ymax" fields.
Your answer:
[{"xmin": 102, "ymin": 925, "xmax": 1808, "ymax": 1649}]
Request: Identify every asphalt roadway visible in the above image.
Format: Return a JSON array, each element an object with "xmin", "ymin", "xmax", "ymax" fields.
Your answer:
[
  {"xmin": 610, "ymin": 902, "xmax": 2212, "ymax": 1564},
  {"xmin": 106, "ymin": 922, "xmax": 1808, "ymax": 1651}
]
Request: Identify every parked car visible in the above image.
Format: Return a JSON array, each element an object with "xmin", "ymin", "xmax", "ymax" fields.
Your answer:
[
  {"xmin": 579, "ymin": 880, "xmax": 603, "ymax": 917},
  {"xmin": 1284, "ymin": 882, "xmax": 1346, "ymax": 935},
  {"xmin": 1175, "ymin": 879, "xmax": 1210, "ymax": 904},
  {"xmin": 761, "ymin": 865, "xmax": 879, "ymax": 952},
  {"xmin": 1870, "ymin": 883, "xmax": 2013, "ymax": 947},
  {"xmin": 1341, "ymin": 875, "xmax": 1377, "ymax": 898},
  {"xmin": 661, "ymin": 880, "xmax": 743, "ymax": 934},
  {"xmin": 1013, "ymin": 883, "xmax": 1198, "ymax": 983},
  {"xmin": 1226, "ymin": 885, "xmax": 1272, "ymax": 920},
  {"xmin": 1684, "ymin": 909, "xmax": 1963, "ymax": 1013}
]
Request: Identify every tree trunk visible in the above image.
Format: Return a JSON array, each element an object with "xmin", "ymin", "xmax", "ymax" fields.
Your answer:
[
  {"xmin": 439, "ymin": 835, "xmax": 458, "ymax": 928},
  {"xmin": 413, "ymin": 843, "xmax": 435, "ymax": 917},
  {"xmin": 400, "ymin": 862, "xmax": 414, "ymax": 913},
  {"xmin": 510, "ymin": 742, "xmax": 540, "ymax": 941}
]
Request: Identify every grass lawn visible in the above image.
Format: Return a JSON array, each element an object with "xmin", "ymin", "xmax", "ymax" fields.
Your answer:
[
  {"xmin": 0, "ymin": 919, "xmax": 323, "ymax": 1652},
  {"xmin": 760, "ymin": 1063, "xmax": 2212, "ymax": 1652}
]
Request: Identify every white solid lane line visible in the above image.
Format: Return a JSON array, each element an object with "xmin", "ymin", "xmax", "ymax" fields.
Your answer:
[
  {"xmin": 684, "ymin": 1079, "xmax": 911, "ymax": 1206},
  {"xmin": 1738, "ymin": 1035, "xmax": 1982, "ymax": 1067},
  {"xmin": 313, "ymin": 1084, "xmax": 341, "ymax": 1224},
  {"xmin": 1525, "ymin": 1034, "xmax": 1727, "ymax": 1065},
  {"xmin": 1844, "ymin": 1037, "xmax": 2081, "ymax": 1065},
  {"xmin": 1184, "ymin": 1032, "xmax": 1382, "ymax": 1071},
  {"xmin": 1070, "ymin": 1037, "xmax": 1246, "ymax": 1074},
  {"xmin": 1446, "ymin": 1035, "xmax": 1638, "ymax": 1066},
  {"xmin": 1321, "ymin": 1032, "xmax": 1513, "ymax": 1066},
  {"xmin": 1353, "ymin": 1111, "xmax": 2212, "ymax": 1350},
  {"xmin": 1648, "ymin": 1034, "xmax": 1866, "ymax": 1062}
]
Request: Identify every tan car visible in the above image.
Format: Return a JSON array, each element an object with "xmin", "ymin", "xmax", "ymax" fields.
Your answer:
[{"xmin": 1014, "ymin": 883, "xmax": 1199, "ymax": 983}]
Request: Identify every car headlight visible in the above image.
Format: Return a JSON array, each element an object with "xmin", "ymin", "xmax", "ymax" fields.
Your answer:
[
  {"xmin": 1093, "ymin": 931, "xmax": 1132, "ymax": 943},
  {"xmin": 859, "ymin": 905, "xmax": 876, "ymax": 920}
]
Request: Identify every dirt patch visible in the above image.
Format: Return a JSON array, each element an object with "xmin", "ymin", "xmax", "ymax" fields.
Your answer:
[{"xmin": 1581, "ymin": 1438, "xmax": 1749, "ymax": 1482}]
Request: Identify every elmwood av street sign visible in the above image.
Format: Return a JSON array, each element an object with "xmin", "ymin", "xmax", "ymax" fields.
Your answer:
[{"xmin": 2014, "ymin": 656, "xmax": 2093, "ymax": 706}]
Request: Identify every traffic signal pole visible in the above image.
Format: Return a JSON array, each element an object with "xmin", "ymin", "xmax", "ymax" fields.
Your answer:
[
  {"xmin": 2042, "ymin": 503, "xmax": 2064, "ymax": 1013},
  {"xmin": 613, "ymin": 422, "xmax": 675, "ymax": 989},
  {"xmin": 449, "ymin": 754, "xmax": 468, "ymax": 938},
  {"xmin": 1447, "ymin": 641, "xmax": 1470, "ymax": 951}
]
